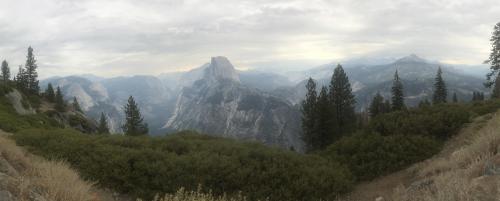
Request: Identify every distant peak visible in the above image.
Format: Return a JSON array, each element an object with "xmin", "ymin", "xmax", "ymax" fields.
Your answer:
[
  {"xmin": 396, "ymin": 54, "xmax": 427, "ymax": 63},
  {"xmin": 203, "ymin": 56, "xmax": 240, "ymax": 82}
]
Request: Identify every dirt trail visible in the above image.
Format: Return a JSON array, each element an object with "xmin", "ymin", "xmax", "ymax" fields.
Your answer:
[{"xmin": 344, "ymin": 113, "xmax": 494, "ymax": 201}]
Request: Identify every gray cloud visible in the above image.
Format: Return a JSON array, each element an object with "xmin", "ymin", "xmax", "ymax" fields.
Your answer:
[{"xmin": 0, "ymin": 0, "xmax": 498, "ymax": 78}]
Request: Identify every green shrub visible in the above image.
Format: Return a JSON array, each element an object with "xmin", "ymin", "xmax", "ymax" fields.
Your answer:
[
  {"xmin": 14, "ymin": 129, "xmax": 353, "ymax": 201},
  {"xmin": 368, "ymin": 104, "xmax": 470, "ymax": 140},
  {"xmin": 466, "ymin": 100, "xmax": 500, "ymax": 117},
  {"xmin": 322, "ymin": 132, "xmax": 441, "ymax": 181}
]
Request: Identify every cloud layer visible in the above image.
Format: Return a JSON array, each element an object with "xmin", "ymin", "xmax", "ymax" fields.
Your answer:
[{"xmin": 0, "ymin": 0, "xmax": 498, "ymax": 78}]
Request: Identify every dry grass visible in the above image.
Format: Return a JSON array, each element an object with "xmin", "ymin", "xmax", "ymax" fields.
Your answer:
[
  {"xmin": 146, "ymin": 188, "xmax": 247, "ymax": 201},
  {"xmin": 0, "ymin": 131, "xmax": 96, "ymax": 201},
  {"xmin": 390, "ymin": 112, "xmax": 500, "ymax": 201}
]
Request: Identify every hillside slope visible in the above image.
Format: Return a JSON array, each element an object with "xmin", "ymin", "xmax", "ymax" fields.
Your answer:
[
  {"xmin": 345, "ymin": 111, "xmax": 500, "ymax": 201},
  {"xmin": 0, "ymin": 130, "xmax": 96, "ymax": 201}
]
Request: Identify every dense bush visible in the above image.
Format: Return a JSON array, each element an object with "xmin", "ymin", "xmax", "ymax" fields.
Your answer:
[
  {"xmin": 322, "ymin": 132, "xmax": 441, "ymax": 180},
  {"xmin": 322, "ymin": 101, "xmax": 500, "ymax": 181},
  {"xmin": 368, "ymin": 104, "xmax": 470, "ymax": 140},
  {"xmin": 14, "ymin": 129, "xmax": 353, "ymax": 201},
  {"xmin": 466, "ymin": 100, "xmax": 500, "ymax": 116}
]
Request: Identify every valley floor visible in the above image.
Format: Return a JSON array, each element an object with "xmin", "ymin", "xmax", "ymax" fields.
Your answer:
[{"xmin": 345, "ymin": 111, "xmax": 500, "ymax": 201}]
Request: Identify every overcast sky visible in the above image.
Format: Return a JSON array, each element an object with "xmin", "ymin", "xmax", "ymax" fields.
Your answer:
[{"xmin": 0, "ymin": 0, "xmax": 498, "ymax": 78}]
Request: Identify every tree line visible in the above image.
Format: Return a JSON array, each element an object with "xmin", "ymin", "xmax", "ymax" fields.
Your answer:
[
  {"xmin": 301, "ymin": 19, "xmax": 500, "ymax": 152},
  {"xmin": 1, "ymin": 47, "xmax": 149, "ymax": 136}
]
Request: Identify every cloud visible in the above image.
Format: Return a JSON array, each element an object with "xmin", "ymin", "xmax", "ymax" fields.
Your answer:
[{"xmin": 0, "ymin": 0, "xmax": 497, "ymax": 78}]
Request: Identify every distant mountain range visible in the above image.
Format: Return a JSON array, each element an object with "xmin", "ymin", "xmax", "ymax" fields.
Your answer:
[
  {"xmin": 41, "ymin": 54, "xmax": 491, "ymax": 149},
  {"xmin": 274, "ymin": 54, "xmax": 490, "ymax": 110}
]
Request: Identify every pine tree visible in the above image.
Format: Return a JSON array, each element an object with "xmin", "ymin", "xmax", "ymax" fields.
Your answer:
[
  {"xmin": 122, "ymin": 96, "xmax": 148, "ymax": 136},
  {"xmin": 97, "ymin": 112, "xmax": 110, "ymax": 134},
  {"xmin": 72, "ymin": 97, "xmax": 83, "ymax": 113},
  {"xmin": 55, "ymin": 87, "xmax": 66, "ymax": 112},
  {"xmin": 485, "ymin": 22, "xmax": 500, "ymax": 91},
  {"xmin": 432, "ymin": 67, "xmax": 447, "ymax": 104},
  {"xmin": 452, "ymin": 92, "xmax": 458, "ymax": 103},
  {"xmin": 391, "ymin": 70, "xmax": 405, "ymax": 111},
  {"xmin": 1, "ymin": 60, "xmax": 10, "ymax": 82},
  {"xmin": 316, "ymin": 86, "xmax": 331, "ymax": 149},
  {"xmin": 328, "ymin": 64, "xmax": 356, "ymax": 142},
  {"xmin": 301, "ymin": 78, "xmax": 318, "ymax": 152},
  {"xmin": 419, "ymin": 99, "xmax": 431, "ymax": 108},
  {"xmin": 472, "ymin": 91, "xmax": 485, "ymax": 101},
  {"xmin": 383, "ymin": 100, "xmax": 391, "ymax": 113},
  {"xmin": 492, "ymin": 74, "xmax": 500, "ymax": 99},
  {"xmin": 45, "ymin": 83, "xmax": 55, "ymax": 102},
  {"xmin": 16, "ymin": 66, "xmax": 27, "ymax": 90},
  {"xmin": 23, "ymin": 47, "xmax": 39, "ymax": 94},
  {"xmin": 369, "ymin": 92, "xmax": 385, "ymax": 118}
]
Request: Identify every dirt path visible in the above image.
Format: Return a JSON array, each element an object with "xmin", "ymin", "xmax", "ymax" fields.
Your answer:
[{"xmin": 344, "ymin": 114, "xmax": 494, "ymax": 201}]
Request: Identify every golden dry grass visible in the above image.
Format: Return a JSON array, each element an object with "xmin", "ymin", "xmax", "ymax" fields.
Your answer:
[
  {"xmin": 147, "ymin": 188, "xmax": 247, "ymax": 201},
  {"xmin": 390, "ymin": 112, "xmax": 500, "ymax": 201},
  {"xmin": 0, "ymin": 131, "xmax": 96, "ymax": 201}
]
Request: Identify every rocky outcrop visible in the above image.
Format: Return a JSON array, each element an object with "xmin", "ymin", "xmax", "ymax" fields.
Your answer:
[
  {"xmin": 165, "ymin": 57, "xmax": 304, "ymax": 151},
  {"xmin": 4, "ymin": 89, "xmax": 36, "ymax": 115}
]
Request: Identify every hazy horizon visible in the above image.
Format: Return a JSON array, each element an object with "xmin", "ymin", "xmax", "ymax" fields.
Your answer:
[{"xmin": 0, "ymin": 0, "xmax": 498, "ymax": 79}]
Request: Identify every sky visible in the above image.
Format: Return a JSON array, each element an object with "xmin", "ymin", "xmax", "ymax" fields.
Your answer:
[{"xmin": 0, "ymin": 0, "xmax": 498, "ymax": 78}]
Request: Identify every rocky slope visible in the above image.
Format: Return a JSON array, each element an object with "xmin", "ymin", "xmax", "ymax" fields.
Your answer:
[{"xmin": 165, "ymin": 57, "xmax": 304, "ymax": 151}]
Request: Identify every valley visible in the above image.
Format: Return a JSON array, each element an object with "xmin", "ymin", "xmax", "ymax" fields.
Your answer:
[{"xmin": 41, "ymin": 54, "xmax": 489, "ymax": 151}]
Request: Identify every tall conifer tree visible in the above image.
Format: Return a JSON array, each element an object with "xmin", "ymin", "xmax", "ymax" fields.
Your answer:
[
  {"xmin": 432, "ymin": 67, "xmax": 447, "ymax": 104},
  {"xmin": 452, "ymin": 92, "xmax": 458, "ymax": 103},
  {"xmin": 369, "ymin": 92, "xmax": 386, "ymax": 118},
  {"xmin": 492, "ymin": 74, "xmax": 500, "ymax": 99},
  {"xmin": 1, "ymin": 60, "xmax": 10, "ymax": 82},
  {"xmin": 419, "ymin": 99, "xmax": 431, "ymax": 108},
  {"xmin": 98, "ymin": 112, "xmax": 110, "ymax": 134},
  {"xmin": 485, "ymin": 22, "xmax": 500, "ymax": 94},
  {"xmin": 316, "ymin": 86, "xmax": 331, "ymax": 150},
  {"xmin": 391, "ymin": 70, "xmax": 405, "ymax": 111},
  {"xmin": 55, "ymin": 87, "xmax": 66, "ymax": 112},
  {"xmin": 301, "ymin": 78, "xmax": 318, "ymax": 151},
  {"xmin": 24, "ymin": 46, "xmax": 39, "ymax": 94},
  {"xmin": 72, "ymin": 97, "xmax": 83, "ymax": 113},
  {"xmin": 328, "ymin": 64, "xmax": 356, "ymax": 142},
  {"xmin": 16, "ymin": 66, "xmax": 27, "ymax": 90},
  {"xmin": 122, "ymin": 96, "xmax": 148, "ymax": 136},
  {"xmin": 45, "ymin": 83, "xmax": 55, "ymax": 102}
]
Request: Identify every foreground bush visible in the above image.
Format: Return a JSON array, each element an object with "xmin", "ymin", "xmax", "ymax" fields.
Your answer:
[
  {"xmin": 323, "ymin": 132, "xmax": 441, "ymax": 180},
  {"xmin": 14, "ymin": 129, "xmax": 353, "ymax": 201},
  {"xmin": 368, "ymin": 104, "xmax": 470, "ymax": 140},
  {"xmin": 322, "ymin": 101, "xmax": 500, "ymax": 181}
]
